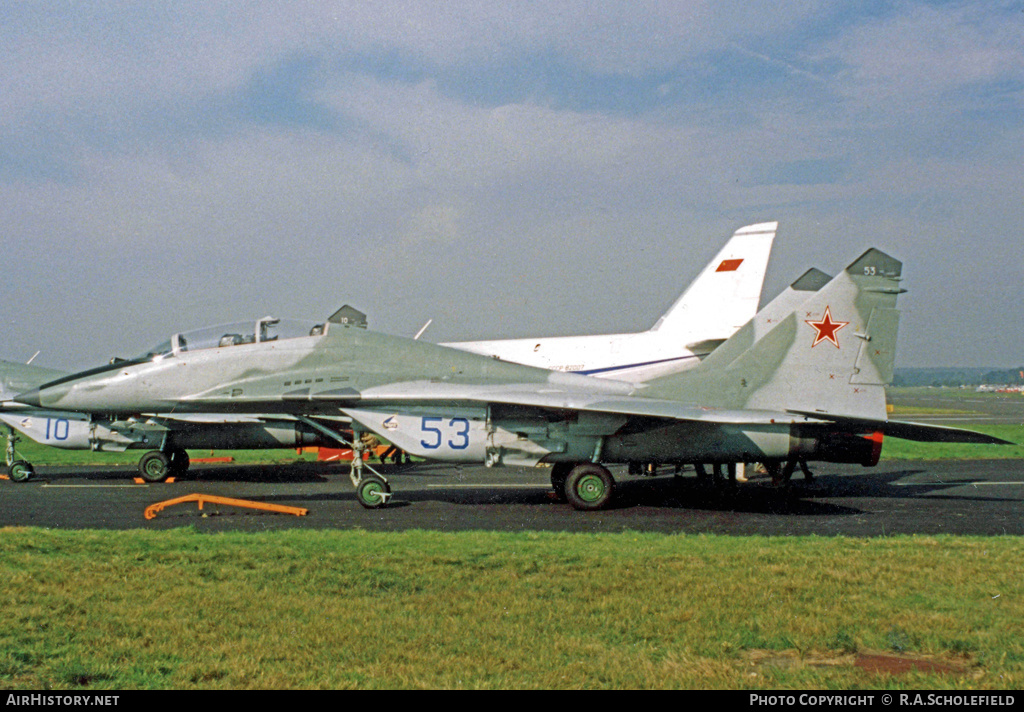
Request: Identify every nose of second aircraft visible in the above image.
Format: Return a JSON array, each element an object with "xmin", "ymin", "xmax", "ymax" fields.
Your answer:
[
  {"xmin": 16, "ymin": 383, "xmax": 74, "ymax": 409},
  {"xmin": 13, "ymin": 387, "xmax": 42, "ymax": 408}
]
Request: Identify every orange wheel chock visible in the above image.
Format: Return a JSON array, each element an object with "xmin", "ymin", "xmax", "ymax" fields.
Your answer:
[{"xmin": 144, "ymin": 493, "xmax": 308, "ymax": 520}]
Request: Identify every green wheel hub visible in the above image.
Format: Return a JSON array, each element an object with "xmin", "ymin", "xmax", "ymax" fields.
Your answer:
[
  {"xmin": 9, "ymin": 461, "xmax": 34, "ymax": 482},
  {"xmin": 565, "ymin": 464, "xmax": 615, "ymax": 511},
  {"xmin": 357, "ymin": 475, "xmax": 391, "ymax": 509},
  {"xmin": 576, "ymin": 473, "xmax": 607, "ymax": 502},
  {"xmin": 138, "ymin": 451, "xmax": 171, "ymax": 483}
]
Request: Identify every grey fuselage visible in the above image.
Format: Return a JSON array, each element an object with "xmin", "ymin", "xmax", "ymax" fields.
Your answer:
[{"xmin": 20, "ymin": 322, "xmax": 880, "ymax": 469}]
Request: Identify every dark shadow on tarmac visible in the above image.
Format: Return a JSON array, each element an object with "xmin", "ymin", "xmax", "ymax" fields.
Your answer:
[{"xmin": 31, "ymin": 460, "xmax": 1024, "ymax": 516}]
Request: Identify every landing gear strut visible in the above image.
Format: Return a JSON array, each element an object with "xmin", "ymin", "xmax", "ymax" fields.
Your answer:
[
  {"xmin": 295, "ymin": 416, "xmax": 392, "ymax": 509},
  {"xmin": 5, "ymin": 427, "xmax": 34, "ymax": 482}
]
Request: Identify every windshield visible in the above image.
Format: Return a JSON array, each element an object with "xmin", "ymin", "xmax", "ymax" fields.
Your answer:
[
  {"xmin": 136, "ymin": 339, "xmax": 173, "ymax": 361},
  {"xmin": 134, "ymin": 317, "xmax": 324, "ymax": 360}
]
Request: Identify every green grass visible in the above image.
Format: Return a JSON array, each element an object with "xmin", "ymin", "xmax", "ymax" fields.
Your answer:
[{"xmin": 1, "ymin": 528, "xmax": 1021, "ymax": 689}]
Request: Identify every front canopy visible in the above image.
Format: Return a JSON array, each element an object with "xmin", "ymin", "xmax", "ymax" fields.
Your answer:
[{"xmin": 134, "ymin": 317, "xmax": 325, "ymax": 361}]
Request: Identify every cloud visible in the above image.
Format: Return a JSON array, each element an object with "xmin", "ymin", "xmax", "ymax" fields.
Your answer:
[
  {"xmin": 0, "ymin": 2, "xmax": 1022, "ymax": 369},
  {"xmin": 826, "ymin": 3, "xmax": 1024, "ymax": 107}
]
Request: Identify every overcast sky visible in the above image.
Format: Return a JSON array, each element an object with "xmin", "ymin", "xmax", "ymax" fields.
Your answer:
[{"xmin": 2, "ymin": 1, "xmax": 1021, "ymax": 371}]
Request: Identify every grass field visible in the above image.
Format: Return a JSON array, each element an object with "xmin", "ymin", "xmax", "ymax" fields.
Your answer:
[
  {"xmin": 2, "ymin": 389, "xmax": 1021, "ymax": 689},
  {"xmin": 1, "ymin": 529, "xmax": 1021, "ymax": 690}
]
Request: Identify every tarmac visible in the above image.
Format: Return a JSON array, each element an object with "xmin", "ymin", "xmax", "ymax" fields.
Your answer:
[
  {"xmin": 3, "ymin": 389, "xmax": 1020, "ymax": 536},
  {"xmin": 2, "ymin": 457, "xmax": 1022, "ymax": 536}
]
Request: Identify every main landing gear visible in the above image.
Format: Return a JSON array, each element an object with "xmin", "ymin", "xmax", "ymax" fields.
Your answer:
[
  {"xmin": 565, "ymin": 463, "xmax": 616, "ymax": 511},
  {"xmin": 553, "ymin": 460, "xmax": 765, "ymax": 511},
  {"xmin": 137, "ymin": 448, "xmax": 190, "ymax": 483},
  {"xmin": 553, "ymin": 463, "xmax": 617, "ymax": 511}
]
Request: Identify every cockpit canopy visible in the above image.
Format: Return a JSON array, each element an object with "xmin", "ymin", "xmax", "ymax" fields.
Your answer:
[{"xmin": 136, "ymin": 317, "xmax": 326, "ymax": 361}]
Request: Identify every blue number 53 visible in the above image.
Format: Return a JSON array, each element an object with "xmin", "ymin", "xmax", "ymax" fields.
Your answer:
[{"xmin": 420, "ymin": 417, "xmax": 470, "ymax": 450}]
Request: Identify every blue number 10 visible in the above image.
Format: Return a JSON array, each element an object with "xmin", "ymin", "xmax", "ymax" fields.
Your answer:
[{"xmin": 46, "ymin": 418, "xmax": 70, "ymax": 441}]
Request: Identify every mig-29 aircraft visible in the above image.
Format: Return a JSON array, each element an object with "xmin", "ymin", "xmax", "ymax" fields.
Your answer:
[
  {"xmin": 18, "ymin": 247, "xmax": 1009, "ymax": 510},
  {"xmin": 1, "ymin": 222, "xmax": 775, "ymax": 482}
]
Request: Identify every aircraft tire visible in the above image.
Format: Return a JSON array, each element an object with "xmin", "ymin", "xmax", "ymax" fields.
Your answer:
[
  {"xmin": 356, "ymin": 474, "xmax": 391, "ymax": 509},
  {"xmin": 9, "ymin": 460, "xmax": 34, "ymax": 482},
  {"xmin": 565, "ymin": 463, "xmax": 615, "ymax": 511},
  {"xmin": 550, "ymin": 462, "xmax": 573, "ymax": 502},
  {"xmin": 138, "ymin": 451, "xmax": 171, "ymax": 483}
]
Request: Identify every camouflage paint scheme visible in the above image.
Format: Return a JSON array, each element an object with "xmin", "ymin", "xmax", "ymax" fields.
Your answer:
[{"xmin": 18, "ymin": 248, "xmax": 1008, "ymax": 508}]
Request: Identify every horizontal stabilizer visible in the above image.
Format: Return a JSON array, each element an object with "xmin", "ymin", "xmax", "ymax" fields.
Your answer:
[
  {"xmin": 881, "ymin": 419, "xmax": 1013, "ymax": 445},
  {"xmin": 788, "ymin": 410, "xmax": 1013, "ymax": 445}
]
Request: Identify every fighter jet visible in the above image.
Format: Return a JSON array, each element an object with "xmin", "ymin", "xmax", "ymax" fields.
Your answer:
[
  {"xmin": 446, "ymin": 221, "xmax": 777, "ymax": 380},
  {"xmin": 1, "ymin": 223, "xmax": 774, "ymax": 481},
  {"xmin": 19, "ymin": 247, "xmax": 1009, "ymax": 509}
]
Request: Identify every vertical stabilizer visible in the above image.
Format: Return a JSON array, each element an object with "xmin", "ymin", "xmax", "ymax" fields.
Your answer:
[
  {"xmin": 650, "ymin": 221, "xmax": 777, "ymax": 338},
  {"xmin": 645, "ymin": 249, "xmax": 904, "ymax": 422},
  {"xmin": 698, "ymin": 267, "xmax": 832, "ymax": 371}
]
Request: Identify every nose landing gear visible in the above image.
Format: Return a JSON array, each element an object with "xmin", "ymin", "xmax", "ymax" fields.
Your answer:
[
  {"xmin": 294, "ymin": 416, "xmax": 392, "ymax": 509},
  {"xmin": 5, "ymin": 427, "xmax": 35, "ymax": 482}
]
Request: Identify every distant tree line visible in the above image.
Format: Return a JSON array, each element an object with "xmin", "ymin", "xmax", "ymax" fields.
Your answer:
[{"xmin": 893, "ymin": 367, "xmax": 1024, "ymax": 388}]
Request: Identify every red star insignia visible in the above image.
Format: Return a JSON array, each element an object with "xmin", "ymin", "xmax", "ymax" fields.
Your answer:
[{"xmin": 806, "ymin": 306, "xmax": 848, "ymax": 348}]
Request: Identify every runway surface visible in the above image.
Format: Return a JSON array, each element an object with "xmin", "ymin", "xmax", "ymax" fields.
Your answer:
[
  {"xmin": 888, "ymin": 388, "xmax": 1024, "ymax": 425},
  {"xmin": 2, "ymin": 458, "xmax": 1022, "ymax": 536}
]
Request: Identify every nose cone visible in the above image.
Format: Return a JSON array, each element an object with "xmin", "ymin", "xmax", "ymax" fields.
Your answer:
[
  {"xmin": 14, "ymin": 387, "xmax": 42, "ymax": 408},
  {"xmin": 16, "ymin": 383, "xmax": 73, "ymax": 409}
]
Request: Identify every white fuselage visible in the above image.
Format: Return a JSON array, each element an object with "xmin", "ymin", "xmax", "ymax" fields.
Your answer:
[
  {"xmin": 448, "ymin": 330, "xmax": 703, "ymax": 381},
  {"xmin": 445, "ymin": 221, "xmax": 777, "ymax": 381}
]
